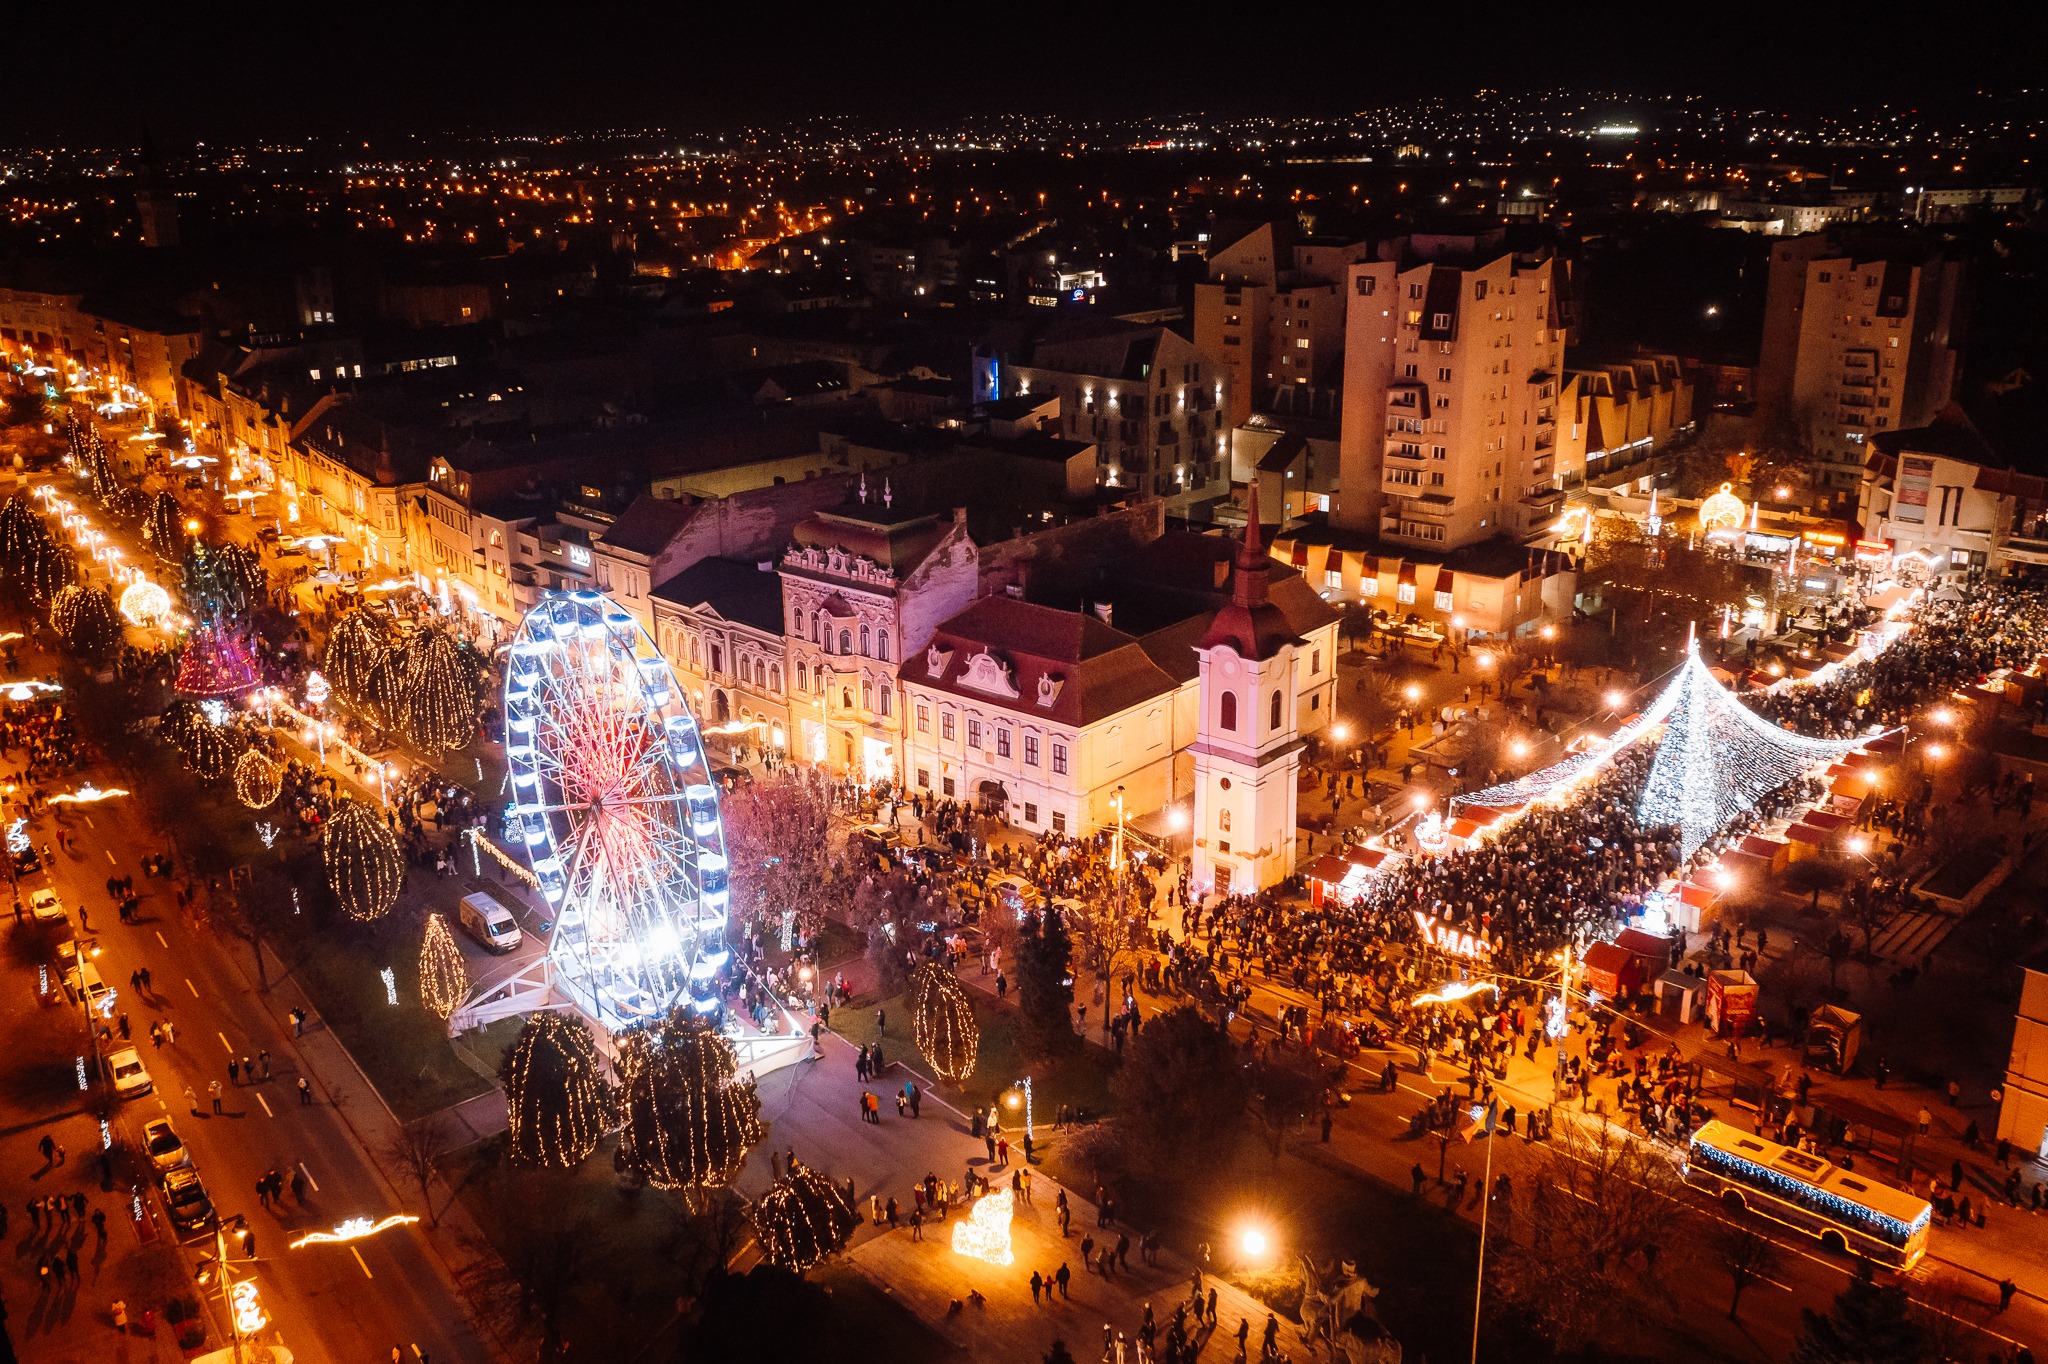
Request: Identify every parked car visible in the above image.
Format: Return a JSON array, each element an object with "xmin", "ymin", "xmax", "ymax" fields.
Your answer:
[
  {"xmin": 28, "ymin": 887, "xmax": 64, "ymax": 923},
  {"xmin": 142, "ymin": 1117, "xmax": 190, "ymax": 1171},
  {"xmin": 161, "ymin": 1167, "xmax": 215, "ymax": 1233},
  {"xmin": 105, "ymin": 1046, "xmax": 152, "ymax": 1099},
  {"xmin": 12, "ymin": 843, "xmax": 41, "ymax": 877},
  {"xmin": 457, "ymin": 892, "xmax": 522, "ymax": 953}
]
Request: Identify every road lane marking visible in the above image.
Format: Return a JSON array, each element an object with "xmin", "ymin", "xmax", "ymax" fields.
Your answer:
[
  {"xmin": 256, "ymin": 1092, "xmax": 273, "ymax": 1118},
  {"xmin": 298, "ymin": 1162, "xmax": 319, "ymax": 1192},
  {"xmin": 83, "ymin": 816, "xmax": 93, "ymax": 829},
  {"xmin": 155, "ymin": 931, "xmax": 168, "ymax": 947},
  {"xmin": 186, "ymin": 979, "xmax": 199, "ymax": 997},
  {"xmin": 351, "ymin": 1246, "xmax": 373, "ymax": 1279},
  {"xmin": 105, "ymin": 850, "xmax": 116, "ymax": 863},
  {"xmin": 218, "ymin": 1032, "xmax": 233, "ymax": 1053}
]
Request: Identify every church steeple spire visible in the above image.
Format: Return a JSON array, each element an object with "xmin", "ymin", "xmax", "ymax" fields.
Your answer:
[{"xmin": 1233, "ymin": 481, "xmax": 1269, "ymax": 608}]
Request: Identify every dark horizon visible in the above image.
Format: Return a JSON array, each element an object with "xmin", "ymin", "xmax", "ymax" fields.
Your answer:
[{"xmin": 14, "ymin": 2, "xmax": 2048, "ymax": 145}]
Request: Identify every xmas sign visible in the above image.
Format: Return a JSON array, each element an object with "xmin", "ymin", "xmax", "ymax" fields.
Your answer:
[{"xmin": 1413, "ymin": 910, "xmax": 1493, "ymax": 959}]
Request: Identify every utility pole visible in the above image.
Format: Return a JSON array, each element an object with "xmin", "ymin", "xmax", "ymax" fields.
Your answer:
[{"xmin": 1550, "ymin": 944, "xmax": 1577, "ymax": 1112}]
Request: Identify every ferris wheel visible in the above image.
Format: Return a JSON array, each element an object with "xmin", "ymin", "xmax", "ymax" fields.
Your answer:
[{"xmin": 504, "ymin": 590, "xmax": 730, "ymax": 1034}]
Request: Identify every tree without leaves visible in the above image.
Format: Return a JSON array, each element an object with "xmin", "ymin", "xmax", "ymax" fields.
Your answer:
[
  {"xmin": 1716, "ymin": 1222, "xmax": 1782, "ymax": 1320},
  {"xmin": 1013, "ymin": 907, "xmax": 1078, "ymax": 1060},
  {"xmin": 1791, "ymin": 1258, "xmax": 1930, "ymax": 1364},
  {"xmin": 456, "ymin": 1181, "xmax": 603, "ymax": 1363},
  {"xmin": 1489, "ymin": 1121, "xmax": 1683, "ymax": 1348},
  {"xmin": 1110, "ymin": 1004, "xmax": 1249, "ymax": 1172},
  {"xmin": 849, "ymin": 870, "xmax": 937, "ymax": 999},
  {"xmin": 1248, "ymin": 1045, "xmax": 1330, "ymax": 1161},
  {"xmin": 721, "ymin": 767, "xmax": 843, "ymax": 942},
  {"xmin": 384, "ymin": 1116, "xmax": 451, "ymax": 1227}
]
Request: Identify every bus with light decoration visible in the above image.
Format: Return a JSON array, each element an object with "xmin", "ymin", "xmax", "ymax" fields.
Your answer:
[{"xmin": 1684, "ymin": 1120, "xmax": 1930, "ymax": 1268}]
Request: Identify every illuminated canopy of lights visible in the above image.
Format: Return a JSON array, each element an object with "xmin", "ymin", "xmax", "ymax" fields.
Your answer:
[
  {"xmin": 288, "ymin": 1213, "xmax": 420, "ymax": 1250},
  {"xmin": 951, "ymin": 1187, "xmax": 1016, "ymax": 1266},
  {"xmin": 0, "ymin": 680, "xmax": 62, "ymax": 702},
  {"xmin": 505, "ymin": 591, "xmax": 731, "ymax": 1033},
  {"xmin": 49, "ymin": 785, "xmax": 128, "ymax": 805}
]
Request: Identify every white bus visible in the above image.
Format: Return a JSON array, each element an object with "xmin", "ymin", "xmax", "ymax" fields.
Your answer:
[{"xmin": 1684, "ymin": 1120, "xmax": 1931, "ymax": 1269}]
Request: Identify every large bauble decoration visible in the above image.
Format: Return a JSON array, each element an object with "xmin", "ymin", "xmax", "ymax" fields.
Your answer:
[
  {"xmin": 909, "ymin": 960, "xmax": 980, "ymax": 1082},
  {"xmin": 417, "ymin": 914, "xmax": 469, "ymax": 1021},
  {"xmin": 233, "ymin": 748, "xmax": 285, "ymax": 809}
]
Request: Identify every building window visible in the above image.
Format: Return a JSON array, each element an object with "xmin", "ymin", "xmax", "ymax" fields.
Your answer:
[
  {"xmin": 943, "ymin": 777, "xmax": 956, "ymax": 798},
  {"xmin": 1361, "ymin": 578, "xmax": 1378, "ymax": 598},
  {"xmin": 880, "ymin": 687, "xmax": 891, "ymax": 717},
  {"xmin": 1270, "ymin": 690, "xmax": 1283, "ymax": 730},
  {"xmin": 1025, "ymin": 734, "xmax": 1039, "ymax": 766},
  {"xmin": 1397, "ymin": 583, "xmax": 1417, "ymax": 605},
  {"xmin": 996, "ymin": 728, "xmax": 1011, "ymax": 758},
  {"xmin": 917, "ymin": 703, "xmax": 930, "ymax": 734},
  {"xmin": 1024, "ymin": 802, "xmax": 1038, "ymax": 824},
  {"xmin": 1219, "ymin": 809, "xmax": 1231, "ymax": 832},
  {"xmin": 877, "ymin": 629, "xmax": 890, "ymax": 662},
  {"xmin": 769, "ymin": 666, "xmax": 781, "ymax": 692},
  {"xmin": 1219, "ymin": 692, "xmax": 1238, "ymax": 731},
  {"xmin": 942, "ymin": 712, "xmax": 955, "ymax": 741},
  {"xmin": 838, "ymin": 629, "xmax": 852, "ymax": 654},
  {"xmin": 1311, "ymin": 648, "xmax": 1322, "ymax": 675},
  {"xmin": 860, "ymin": 624, "xmax": 871, "ymax": 655},
  {"xmin": 1435, "ymin": 589, "xmax": 1454, "ymax": 611},
  {"xmin": 861, "ymin": 682, "xmax": 873, "ymax": 710},
  {"xmin": 967, "ymin": 719, "xmax": 982, "ymax": 749},
  {"xmin": 1325, "ymin": 569, "xmax": 1342, "ymax": 591},
  {"xmin": 792, "ymin": 607, "xmax": 804, "ymax": 633},
  {"xmin": 842, "ymin": 688, "xmax": 853, "ymax": 710},
  {"xmin": 1052, "ymin": 811, "xmax": 1066, "ymax": 834},
  {"xmin": 1051, "ymin": 742, "xmax": 1068, "ymax": 775},
  {"xmin": 918, "ymin": 768, "xmax": 930, "ymax": 788}
]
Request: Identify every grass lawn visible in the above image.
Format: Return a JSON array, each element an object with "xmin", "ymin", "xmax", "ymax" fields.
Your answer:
[
  {"xmin": 813, "ymin": 1262, "xmax": 970, "ymax": 1364},
  {"xmin": 828, "ymin": 986, "xmax": 1118, "ymax": 1124}
]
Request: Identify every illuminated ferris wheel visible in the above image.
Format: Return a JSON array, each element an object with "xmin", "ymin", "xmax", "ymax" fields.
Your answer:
[{"xmin": 504, "ymin": 591, "xmax": 730, "ymax": 1034}]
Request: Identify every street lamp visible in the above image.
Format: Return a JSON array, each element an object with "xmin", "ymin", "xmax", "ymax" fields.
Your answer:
[{"xmin": 1469, "ymin": 1098, "xmax": 1499, "ymax": 1364}]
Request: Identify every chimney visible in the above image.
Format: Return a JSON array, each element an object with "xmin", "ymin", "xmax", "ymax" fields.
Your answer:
[{"xmin": 953, "ymin": 506, "xmax": 968, "ymax": 526}]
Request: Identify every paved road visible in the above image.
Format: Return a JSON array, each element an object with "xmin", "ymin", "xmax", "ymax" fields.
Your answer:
[{"xmin": 0, "ymin": 622, "xmax": 495, "ymax": 1359}]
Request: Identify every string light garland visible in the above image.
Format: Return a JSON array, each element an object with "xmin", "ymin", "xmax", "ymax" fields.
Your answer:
[
  {"xmin": 325, "ymin": 608, "xmax": 395, "ymax": 712},
  {"xmin": 616, "ymin": 1009, "xmax": 763, "ymax": 1194},
  {"xmin": 119, "ymin": 579, "xmax": 171, "ymax": 627},
  {"xmin": 51, "ymin": 584, "xmax": 119, "ymax": 659},
  {"xmin": 403, "ymin": 628, "xmax": 483, "ymax": 754},
  {"xmin": 144, "ymin": 492, "xmax": 186, "ymax": 560},
  {"xmin": 417, "ymin": 913, "xmax": 468, "ymax": 1021},
  {"xmin": 233, "ymin": 748, "xmax": 285, "ymax": 809},
  {"xmin": 909, "ymin": 961, "xmax": 980, "ymax": 1082},
  {"xmin": 174, "ymin": 622, "xmax": 266, "ymax": 698},
  {"xmin": 323, "ymin": 800, "xmax": 404, "ymax": 922},
  {"xmin": 501, "ymin": 1012, "xmax": 613, "ymax": 1169},
  {"xmin": 755, "ymin": 1159, "xmax": 858, "ymax": 1271},
  {"xmin": 364, "ymin": 646, "xmax": 411, "ymax": 732}
]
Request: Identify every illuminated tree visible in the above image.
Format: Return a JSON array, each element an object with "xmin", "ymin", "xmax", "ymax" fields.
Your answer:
[
  {"xmin": 183, "ymin": 540, "xmax": 266, "ymax": 619},
  {"xmin": 909, "ymin": 960, "xmax": 979, "ymax": 1082},
  {"xmin": 754, "ymin": 1160, "xmax": 857, "ymax": 1272},
  {"xmin": 52, "ymin": 584, "xmax": 120, "ymax": 660},
  {"xmin": 501, "ymin": 1012, "xmax": 613, "ymax": 1169},
  {"xmin": 418, "ymin": 914, "xmax": 469, "ymax": 1020},
  {"xmin": 323, "ymin": 799, "xmax": 404, "ymax": 922},
  {"xmin": 364, "ymin": 643, "xmax": 411, "ymax": 732},
  {"xmin": 161, "ymin": 698, "xmax": 245, "ymax": 779},
  {"xmin": 144, "ymin": 492, "xmax": 186, "ymax": 560},
  {"xmin": 325, "ymin": 608, "xmax": 394, "ymax": 709},
  {"xmin": 403, "ymin": 628, "xmax": 483, "ymax": 754},
  {"xmin": 721, "ymin": 767, "xmax": 843, "ymax": 942},
  {"xmin": 233, "ymin": 748, "xmax": 285, "ymax": 809},
  {"xmin": 617, "ymin": 1009, "xmax": 762, "ymax": 1198}
]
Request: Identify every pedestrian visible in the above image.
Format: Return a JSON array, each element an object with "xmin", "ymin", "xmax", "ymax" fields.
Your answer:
[
  {"xmin": 37, "ymin": 1133, "xmax": 53, "ymax": 1165},
  {"xmin": 210, "ymin": 1080, "xmax": 223, "ymax": 1114},
  {"xmin": 1081, "ymin": 1234, "xmax": 1095, "ymax": 1269},
  {"xmin": 1917, "ymin": 1106, "xmax": 1932, "ymax": 1135},
  {"xmin": 117, "ymin": 1012, "xmax": 131, "ymax": 1041},
  {"xmin": 1056, "ymin": 1261, "xmax": 1071, "ymax": 1298},
  {"xmin": 185, "ymin": 1085, "xmax": 199, "ymax": 1114},
  {"xmin": 92, "ymin": 1207, "xmax": 107, "ymax": 1242},
  {"xmin": 260, "ymin": 1049, "xmax": 271, "ymax": 1080},
  {"xmin": 291, "ymin": 1167, "xmax": 307, "ymax": 1203},
  {"xmin": 26, "ymin": 1197, "xmax": 39, "ymax": 1232},
  {"xmin": 1030, "ymin": 1269, "xmax": 1043, "ymax": 1303},
  {"xmin": 227, "ymin": 1056, "xmax": 241, "ymax": 1086},
  {"xmin": 1411, "ymin": 1162, "xmax": 1426, "ymax": 1195},
  {"xmin": 257, "ymin": 1177, "xmax": 271, "ymax": 1210},
  {"xmin": 1207, "ymin": 1286, "xmax": 1218, "ymax": 1326},
  {"xmin": 1948, "ymin": 1079, "xmax": 1961, "ymax": 1107},
  {"xmin": 298, "ymin": 1077, "xmax": 312, "ymax": 1105},
  {"xmin": 1999, "ymin": 1278, "xmax": 2018, "ymax": 1312}
]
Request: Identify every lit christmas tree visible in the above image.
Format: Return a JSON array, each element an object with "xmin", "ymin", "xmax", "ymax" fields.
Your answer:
[
  {"xmin": 501, "ymin": 1012, "xmax": 614, "ymax": 1169},
  {"xmin": 175, "ymin": 623, "xmax": 266, "ymax": 698},
  {"xmin": 755, "ymin": 1160, "xmax": 858, "ymax": 1272},
  {"xmin": 417, "ymin": 913, "xmax": 469, "ymax": 1020},
  {"xmin": 910, "ymin": 961, "xmax": 979, "ymax": 1082},
  {"xmin": 617, "ymin": 1009, "xmax": 762, "ymax": 1196},
  {"xmin": 323, "ymin": 800, "xmax": 404, "ymax": 922}
]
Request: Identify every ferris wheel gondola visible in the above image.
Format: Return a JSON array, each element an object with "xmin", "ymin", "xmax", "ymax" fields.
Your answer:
[{"xmin": 503, "ymin": 591, "xmax": 731, "ymax": 1033}]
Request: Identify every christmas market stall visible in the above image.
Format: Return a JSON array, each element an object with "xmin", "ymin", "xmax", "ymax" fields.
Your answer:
[
  {"xmin": 1705, "ymin": 968, "xmax": 1760, "ymax": 1037},
  {"xmin": 1804, "ymin": 1004, "xmax": 1864, "ymax": 1076}
]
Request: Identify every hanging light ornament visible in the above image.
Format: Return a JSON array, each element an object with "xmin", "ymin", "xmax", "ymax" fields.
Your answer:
[
  {"xmin": 417, "ymin": 914, "xmax": 469, "ymax": 1020},
  {"xmin": 501, "ymin": 1013, "xmax": 613, "ymax": 1169},
  {"xmin": 616, "ymin": 1009, "xmax": 762, "ymax": 1194},
  {"xmin": 119, "ymin": 578, "xmax": 172, "ymax": 627},
  {"xmin": 325, "ymin": 608, "xmax": 395, "ymax": 713},
  {"xmin": 403, "ymin": 628, "xmax": 481, "ymax": 754},
  {"xmin": 754, "ymin": 1160, "xmax": 859, "ymax": 1272},
  {"xmin": 909, "ymin": 960, "xmax": 980, "ymax": 1082},
  {"xmin": 233, "ymin": 748, "xmax": 285, "ymax": 809},
  {"xmin": 323, "ymin": 800, "xmax": 404, "ymax": 922}
]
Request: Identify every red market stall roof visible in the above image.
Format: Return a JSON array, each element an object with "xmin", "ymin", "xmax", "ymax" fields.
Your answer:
[
  {"xmin": 1581, "ymin": 941, "xmax": 1637, "ymax": 996},
  {"xmin": 1720, "ymin": 848, "xmax": 1775, "ymax": 877},
  {"xmin": 1785, "ymin": 822, "xmax": 1830, "ymax": 847},
  {"xmin": 1309, "ymin": 855, "xmax": 1350, "ymax": 883},
  {"xmin": 1615, "ymin": 927, "xmax": 1675, "ymax": 963},
  {"xmin": 1459, "ymin": 806, "xmax": 1512, "ymax": 827},
  {"xmin": 1449, "ymin": 819, "xmax": 1482, "ymax": 841},
  {"xmin": 1803, "ymin": 808, "xmax": 1852, "ymax": 831},
  {"xmin": 1679, "ymin": 879, "xmax": 1720, "ymax": 908},
  {"xmin": 1864, "ymin": 732, "xmax": 1906, "ymax": 755},
  {"xmin": 1740, "ymin": 834, "xmax": 1790, "ymax": 858}
]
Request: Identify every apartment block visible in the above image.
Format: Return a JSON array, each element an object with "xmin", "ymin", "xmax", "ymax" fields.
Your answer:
[
  {"xmin": 1192, "ymin": 223, "xmax": 1375, "ymax": 432},
  {"xmin": 1338, "ymin": 248, "xmax": 1574, "ymax": 548},
  {"xmin": 1755, "ymin": 236, "xmax": 1965, "ymax": 512}
]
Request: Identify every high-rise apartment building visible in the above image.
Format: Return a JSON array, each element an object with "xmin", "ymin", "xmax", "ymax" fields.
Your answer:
[
  {"xmin": 1337, "ymin": 247, "xmax": 1575, "ymax": 548},
  {"xmin": 1192, "ymin": 223, "xmax": 1376, "ymax": 433},
  {"xmin": 1755, "ymin": 235, "xmax": 1965, "ymax": 512}
]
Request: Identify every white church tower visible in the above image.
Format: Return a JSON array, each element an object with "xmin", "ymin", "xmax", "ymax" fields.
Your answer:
[{"xmin": 1191, "ymin": 484, "xmax": 1302, "ymax": 895}]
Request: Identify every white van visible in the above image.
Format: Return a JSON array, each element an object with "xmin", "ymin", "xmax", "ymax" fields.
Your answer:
[{"xmin": 458, "ymin": 893, "xmax": 523, "ymax": 953}]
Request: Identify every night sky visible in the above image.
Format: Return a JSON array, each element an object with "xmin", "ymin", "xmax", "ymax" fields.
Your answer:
[{"xmin": 16, "ymin": 2, "xmax": 2048, "ymax": 143}]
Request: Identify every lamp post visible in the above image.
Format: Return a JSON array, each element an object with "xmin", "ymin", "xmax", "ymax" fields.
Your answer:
[{"xmin": 1469, "ymin": 1097, "xmax": 1498, "ymax": 1364}]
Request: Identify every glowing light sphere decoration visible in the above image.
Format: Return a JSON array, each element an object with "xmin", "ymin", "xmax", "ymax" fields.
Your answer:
[
  {"xmin": 504, "ymin": 590, "xmax": 733, "ymax": 1035},
  {"xmin": 909, "ymin": 960, "xmax": 980, "ymax": 1082},
  {"xmin": 323, "ymin": 799, "xmax": 405, "ymax": 922},
  {"xmin": 233, "ymin": 748, "xmax": 285, "ymax": 809},
  {"xmin": 615, "ymin": 1008, "xmax": 761, "ymax": 1193},
  {"xmin": 756, "ymin": 1159, "xmax": 859, "ymax": 1271},
  {"xmin": 1698, "ymin": 482, "xmax": 1747, "ymax": 535},
  {"xmin": 417, "ymin": 913, "xmax": 469, "ymax": 1020},
  {"xmin": 501, "ymin": 1012, "xmax": 614, "ymax": 1169},
  {"xmin": 119, "ymin": 578, "xmax": 172, "ymax": 627}
]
